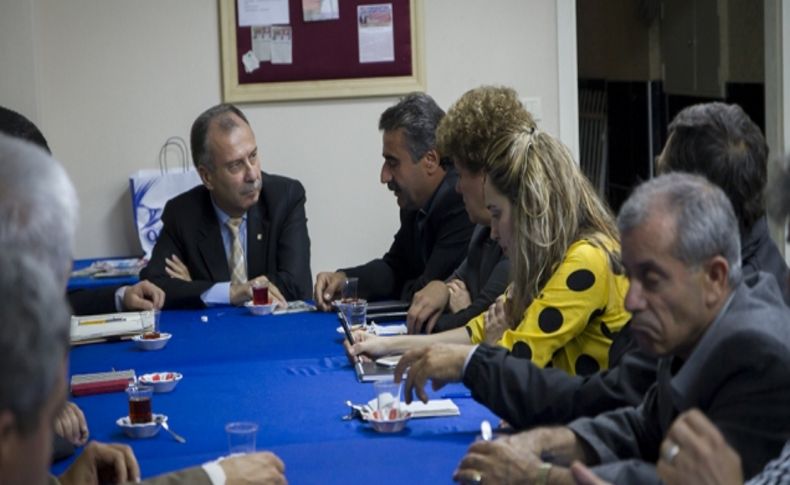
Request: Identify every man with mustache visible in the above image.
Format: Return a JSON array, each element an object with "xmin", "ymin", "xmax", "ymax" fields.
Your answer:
[
  {"xmin": 313, "ymin": 93, "xmax": 474, "ymax": 309},
  {"xmin": 141, "ymin": 103, "xmax": 312, "ymax": 309}
]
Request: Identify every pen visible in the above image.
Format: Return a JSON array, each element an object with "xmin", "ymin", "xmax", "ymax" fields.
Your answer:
[
  {"xmin": 78, "ymin": 316, "xmax": 127, "ymax": 326},
  {"xmin": 440, "ymin": 391, "xmax": 472, "ymax": 399}
]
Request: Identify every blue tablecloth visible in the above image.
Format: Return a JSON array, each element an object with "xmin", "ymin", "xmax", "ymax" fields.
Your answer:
[
  {"xmin": 52, "ymin": 306, "xmax": 497, "ymax": 483},
  {"xmin": 68, "ymin": 258, "xmax": 141, "ymax": 291}
]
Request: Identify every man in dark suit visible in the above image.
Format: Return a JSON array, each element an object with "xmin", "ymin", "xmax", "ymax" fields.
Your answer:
[
  {"xmin": 140, "ymin": 104, "xmax": 312, "ymax": 309},
  {"xmin": 313, "ymin": 93, "xmax": 474, "ymax": 309}
]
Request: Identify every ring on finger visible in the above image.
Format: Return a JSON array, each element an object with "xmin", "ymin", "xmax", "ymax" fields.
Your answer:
[
  {"xmin": 467, "ymin": 471, "xmax": 482, "ymax": 485},
  {"xmin": 662, "ymin": 440, "xmax": 680, "ymax": 463}
]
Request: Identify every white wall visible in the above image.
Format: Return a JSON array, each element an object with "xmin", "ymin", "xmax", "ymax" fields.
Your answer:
[{"xmin": 1, "ymin": 0, "xmax": 561, "ymax": 275}]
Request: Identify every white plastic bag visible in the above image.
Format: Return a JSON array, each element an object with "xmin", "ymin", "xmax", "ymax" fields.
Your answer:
[{"xmin": 130, "ymin": 137, "xmax": 201, "ymax": 258}]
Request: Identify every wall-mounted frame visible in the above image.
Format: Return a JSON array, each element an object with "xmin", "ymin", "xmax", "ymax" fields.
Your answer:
[{"xmin": 219, "ymin": 0, "xmax": 424, "ymax": 103}]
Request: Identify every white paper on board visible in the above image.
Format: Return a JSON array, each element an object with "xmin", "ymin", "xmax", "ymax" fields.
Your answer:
[
  {"xmin": 238, "ymin": 0, "xmax": 289, "ymax": 27},
  {"xmin": 357, "ymin": 4, "xmax": 394, "ymax": 63}
]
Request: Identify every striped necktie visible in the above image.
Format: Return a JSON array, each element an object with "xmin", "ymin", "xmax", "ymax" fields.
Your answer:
[{"xmin": 226, "ymin": 217, "xmax": 247, "ymax": 285}]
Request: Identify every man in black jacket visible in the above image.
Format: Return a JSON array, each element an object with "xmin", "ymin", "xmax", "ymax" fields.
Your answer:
[
  {"xmin": 140, "ymin": 104, "xmax": 312, "ymax": 309},
  {"xmin": 313, "ymin": 93, "xmax": 474, "ymax": 308}
]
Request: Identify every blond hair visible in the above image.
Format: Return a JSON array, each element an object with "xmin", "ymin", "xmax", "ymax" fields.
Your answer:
[{"xmin": 485, "ymin": 128, "xmax": 621, "ymax": 323}]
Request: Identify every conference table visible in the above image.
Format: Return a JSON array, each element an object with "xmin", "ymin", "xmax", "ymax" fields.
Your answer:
[{"xmin": 52, "ymin": 305, "xmax": 498, "ymax": 483}]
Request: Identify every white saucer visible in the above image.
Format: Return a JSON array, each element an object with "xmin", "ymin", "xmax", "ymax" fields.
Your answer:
[
  {"xmin": 116, "ymin": 413, "xmax": 166, "ymax": 438},
  {"xmin": 138, "ymin": 372, "xmax": 182, "ymax": 393},
  {"xmin": 245, "ymin": 301, "xmax": 277, "ymax": 316},
  {"xmin": 132, "ymin": 333, "xmax": 171, "ymax": 351}
]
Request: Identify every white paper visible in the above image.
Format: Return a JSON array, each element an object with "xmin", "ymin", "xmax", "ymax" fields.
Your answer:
[
  {"xmin": 303, "ymin": 0, "xmax": 339, "ymax": 22},
  {"xmin": 70, "ymin": 311, "xmax": 153, "ymax": 343},
  {"xmin": 271, "ymin": 26, "xmax": 293, "ymax": 64},
  {"xmin": 251, "ymin": 26, "xmax": 272, "ymax": 62},
  {"xmin": 365, "ymin": 398, "xmax": 460, "ymax": 418},
  {"xmin": 238, "ymin": 0, "xmax": 289, "ymax": 27},
  {"xmin": 357, "ymin": 3, "xmax": 394, "ymax": 63},
  {"xmin": 242, "ymin": 50, "xmax": 261, "ymax": 73},
  {"xmin": 372, "ymin": 323, "xmax": 407, "ymax": 336}
]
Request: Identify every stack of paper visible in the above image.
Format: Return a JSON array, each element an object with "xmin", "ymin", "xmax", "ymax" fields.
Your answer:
[
  {"xmin": 70, "ymin": 311, "xmax": 153, "ymax": 345},
  {"xmin": 365, "ymin": 398, "xmax": 460, "ymax": 418}
]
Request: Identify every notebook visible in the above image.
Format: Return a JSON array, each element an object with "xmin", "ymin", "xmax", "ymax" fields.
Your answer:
[
  {"xmin": 353, "ymin": 360, "xmax": 396, "ymax": 382},
  {"xmin": 70, "ymin": 369, "xmax": 136, "ymax": 396},
  {"xmin": 364, "ymin": 398, "xmax": 460, "ymax": 418},
  {"xmin": 338, "ymin": 307, "xmax": 398, "ymax": 382},
  {"xmin": 70, "ymin": 311, "xmax": 154, "ymax": 345}
]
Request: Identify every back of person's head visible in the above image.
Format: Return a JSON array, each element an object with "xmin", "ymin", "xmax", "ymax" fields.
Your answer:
[
  {"xmin": 0, "ymin": 251, "xmax": 70, "ymax": 438},
  {"xmin": 658, "ymin": 102, "xmax": 767, "ymax": 234},
  {"xmin": 618, "ymin": 172, "xmax": 742, "ymax": 286},
  {"xmin": 379, "ymin": 92, "xmax": 446, "ymax": 165},
  {"xmin": 486, "ymin": 127, "xmax": 619, "ymax": 322},
  {"xmin": 436, "ymin": 86, "xmax": 536, "ymax": 174},
  {"xmin": 767, "ymin": 155, "xmax": 790, "ymax": 227},
  {"xmin": 0, "ymin": 134, "xmax": 78, "ymax": 284},
  {"xmin": 0, "ymin": 106, "xmax": 51, "ymax": 154},
  {"xmin": 190, "ymin": 103, "xmax": 250, "ymax": 170}
]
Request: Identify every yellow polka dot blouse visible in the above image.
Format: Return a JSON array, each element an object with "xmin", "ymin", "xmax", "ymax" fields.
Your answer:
[{"xmin": 466, "ymin": 238, "xmax": 631, "ymax": 376}]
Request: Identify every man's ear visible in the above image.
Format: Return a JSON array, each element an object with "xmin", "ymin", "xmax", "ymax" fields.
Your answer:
[
  {"xmin": 0, "ymin": 410, "xmax": 18, "ymax": 468},
  {"xmin": 421, "ymin": 149, "xmax": 440, "ymax": 175},
  {"xmin": 197, "ymin": 164, "xmax": 214, "ymax": 190},
  {"xmin": 703, "ymin": 255, "xmax": 730, "ymax": 307}
]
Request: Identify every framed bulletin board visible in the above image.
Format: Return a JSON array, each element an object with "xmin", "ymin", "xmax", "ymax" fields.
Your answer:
[{"xmin": 219, "ymin": 0, "xmax": 425, "ymax": 103}]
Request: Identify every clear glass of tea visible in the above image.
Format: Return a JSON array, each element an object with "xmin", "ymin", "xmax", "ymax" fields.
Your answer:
[
  {"xmin": 251, "ymin": 281, "xmax": 269, "ymax": 305},
  {"xmin": 126, "ymin": 384, "xmax": 154, "ymax": 423}
]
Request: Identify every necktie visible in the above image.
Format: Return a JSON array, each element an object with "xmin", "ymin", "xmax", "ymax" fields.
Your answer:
[{"xmin": 227, "ymin": 217, "xmax": 247, "ymax": 285}]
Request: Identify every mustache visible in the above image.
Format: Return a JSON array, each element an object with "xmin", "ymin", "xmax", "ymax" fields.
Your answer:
[
  {"xmin": 241, "ymin": 178, "xmax": 262, "ymax": 194},
  {"xmin": 387, "ymin": 181, "xmax": 400, "ymax": 193}
]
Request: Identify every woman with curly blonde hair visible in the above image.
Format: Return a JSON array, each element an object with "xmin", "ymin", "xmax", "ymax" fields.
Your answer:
[
  {"xmin": 349, "ymin": 122, "xmax": 630, "ymax": 376},
  {"xmin": 406, "ymin": 86, "xmax": 534, "ymax": 334}
]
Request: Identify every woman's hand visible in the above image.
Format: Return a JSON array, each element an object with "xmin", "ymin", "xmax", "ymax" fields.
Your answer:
[{"xmin": 483, "ymin": 295, "xmax": 511, "ymax": 345}]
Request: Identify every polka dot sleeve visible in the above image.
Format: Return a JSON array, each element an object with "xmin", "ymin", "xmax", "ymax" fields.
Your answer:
[{"xmin": 465, "ymin": 239, "xmax": 631, "ymax": 375}]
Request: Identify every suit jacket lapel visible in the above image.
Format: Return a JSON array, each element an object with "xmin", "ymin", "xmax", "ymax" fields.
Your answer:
[
  {"xmin": 197, "ymin": 193, "xmax": 231, "ymax": 282},
  {"xmin": 246, "ymin": 198, "xmax": 269, "ymax": 279}
]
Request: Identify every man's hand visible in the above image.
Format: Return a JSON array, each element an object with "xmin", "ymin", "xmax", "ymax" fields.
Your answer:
[
  {"xmin": 407, "ymin": 280, "xmax": 451, "ymax": 334},
  {"xmin": 313, "ymin": 271, "xmax": 347, "ymax": 311},
  {"xmin": 483, "ymin": 296, "xmax": 510, "ymax": 345},
  {"xmin": 657, "ymin": 409, "xmax": 743, "ymax": 485},
  {"xmin": 453, "ymin": 439, "xmax": 545, "ymax": 485},
  {"xmin": 230, "ymin": 276, "xmax": 287, "ymax": 308},
  {"xmin": 165, "ymin": 254, "xmax": 191, "ymax": 281},
  {"xmin": 59, "ymin": 441, "xmax": 140, "ymax": 485},
  {"xmin": 54, "ymin": 401, "xmax": 89, "ymax": 446},
  {"xmin": 570, "ymin": 463, "xmax": 612, "ymax": 485},
  {"xmin": 220, "ymin": 451, "xmax": 287, "ymax": 485},
  {"xmin": 447, "ymin": 280, "xmax": 472, "ymax": 314},
  {"xmin": 122, "ymin": 281, "xmax": 165, "ymax": 311},
  {"xmin": 394, "ymin": 343, "xmax": 472, "ymax": 403}
]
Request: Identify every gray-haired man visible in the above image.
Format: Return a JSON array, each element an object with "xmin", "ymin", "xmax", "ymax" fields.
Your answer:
[{"xmin": 453, "ymin": 173, "xmax": 790, "ymax": 485}]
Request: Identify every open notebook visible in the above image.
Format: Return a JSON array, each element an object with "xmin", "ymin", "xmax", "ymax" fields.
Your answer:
[{"xmin": 70, "ymin": 311, "xmax": 154, "ymax": 345}]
